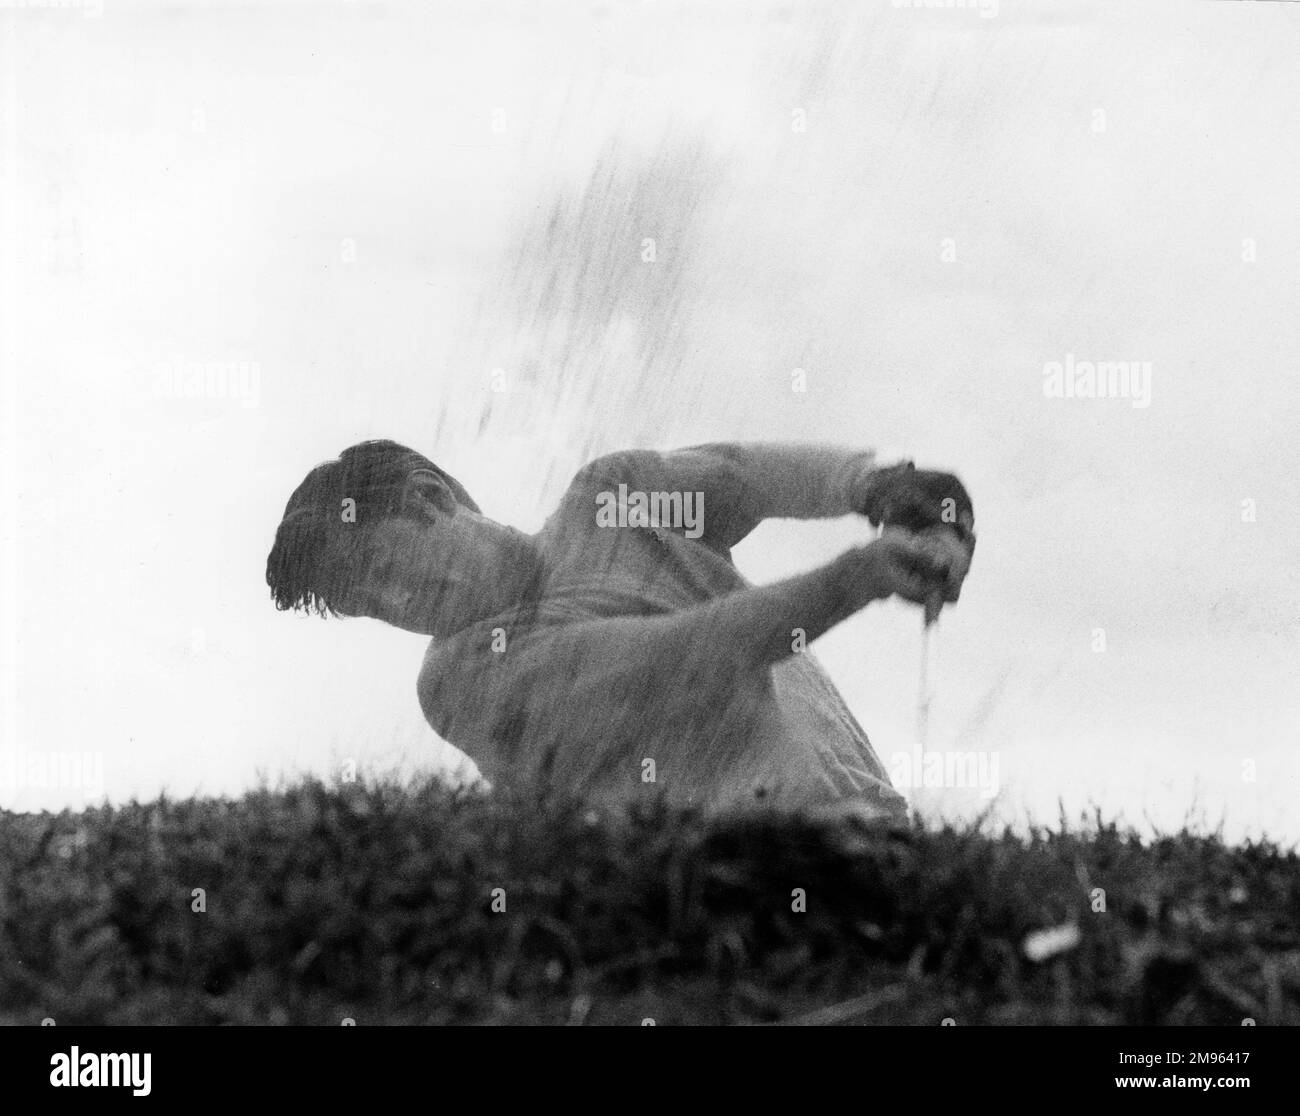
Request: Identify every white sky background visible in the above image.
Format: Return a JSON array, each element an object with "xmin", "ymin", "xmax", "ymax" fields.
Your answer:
[{"xmin": 2, "ymin": 0, "xmax": 1298, "ymax": 841}]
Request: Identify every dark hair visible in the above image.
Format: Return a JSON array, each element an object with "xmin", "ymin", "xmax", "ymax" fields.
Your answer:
[{"xmin": 266, "ymin": 439, "xmax": 479, "ymax": 615}]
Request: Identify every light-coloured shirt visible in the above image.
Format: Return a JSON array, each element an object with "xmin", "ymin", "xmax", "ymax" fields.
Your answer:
[{"xmin": 417, "ymin": 452, "xmax": 908, "ymax": 820}]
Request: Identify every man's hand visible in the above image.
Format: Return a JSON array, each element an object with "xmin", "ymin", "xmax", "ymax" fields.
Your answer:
[
  {"xmin": 843, "ymin": 530, "xmax": 972, "ymax": 609},
  {"xmin": 857, "ymin": 461, "xmax": 976, "ymax": 545}
]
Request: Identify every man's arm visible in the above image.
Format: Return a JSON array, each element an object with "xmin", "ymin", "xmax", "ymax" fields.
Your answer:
[
  {"xmin": 575, "ymin": 443, "xmax": 972, "ymax": 552},
  {"xmin": 575, "ymin": 443, "xmax": 880, "ymax": 551},
  {"xmin": 692, "ymin": 529, "xmax": 970, "ymax": 669},
  {"xmin": 456, "ymin": 529, "xmax": 969, "ymax": 733}
]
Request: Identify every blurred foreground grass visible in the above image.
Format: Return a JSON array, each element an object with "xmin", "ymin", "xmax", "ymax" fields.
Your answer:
[{"xmin": 2, "ymin": 778, "xmax": 1297, "ymax": 1025}]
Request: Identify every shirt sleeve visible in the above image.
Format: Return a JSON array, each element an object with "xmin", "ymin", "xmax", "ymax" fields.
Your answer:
[{"xmin": 568, "ymin": 442, "xmax": 886, "ymax": 549}]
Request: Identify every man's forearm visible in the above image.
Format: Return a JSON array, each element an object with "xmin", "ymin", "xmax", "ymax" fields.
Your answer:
[{"xmin": 693, "ymin": 546, "xmax": 881, "ymax": 669}]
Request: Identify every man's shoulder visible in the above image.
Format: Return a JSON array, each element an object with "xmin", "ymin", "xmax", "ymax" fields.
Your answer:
[
  {"xmin": 540, "ymin": 449, "xmax": 665, "ymax": 543},
  {"xmin": 416, "ymin": 625, "xmax": 519, "ymax": 731},
  {"xmin": 417, "ymin": 615, "xmax": 559, "ymax": 687},
  {"xmin": 568, "ymin": 448, "xmax": 664, "ymax": 486},
  {"xmin": 542, "ymin": 448, "xmax": 743, "ymax": 581},
  {"xmin": 554, "ymin": 449, "xmax": 674, "ymax": 511}
]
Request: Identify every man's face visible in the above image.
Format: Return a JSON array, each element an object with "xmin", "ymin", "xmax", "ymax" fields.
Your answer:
[
  {"xmin": 325, "ymin": 504, "xmax": 532, "ymax": 634},
  {"xmin": 328, "ymin": 515, "xmax": 448, "ymax": 631}
]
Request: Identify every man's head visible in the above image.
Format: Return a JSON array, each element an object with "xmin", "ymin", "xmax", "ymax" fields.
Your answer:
[{"xmin": 266, "ymin": 440, "xmax": 536, "ymax": 634}]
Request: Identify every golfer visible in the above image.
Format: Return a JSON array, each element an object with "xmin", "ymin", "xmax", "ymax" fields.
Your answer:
[{"xmin": 266, "ymin": 440, "xmax": 975, "ymax": 819}]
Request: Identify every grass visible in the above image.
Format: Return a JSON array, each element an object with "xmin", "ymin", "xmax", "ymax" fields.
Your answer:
[{"xmin": 1, "ymin": 777, "xmax": 1297, "ymax": 1025}]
